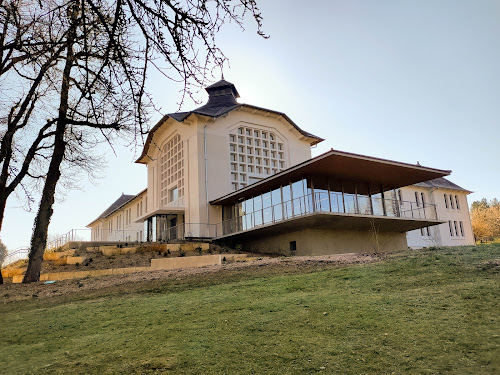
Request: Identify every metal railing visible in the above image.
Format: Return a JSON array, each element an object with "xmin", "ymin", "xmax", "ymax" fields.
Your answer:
[
  {"xmin": 46, "ymin": 229, "xmax": 92, "ymax": 250},
  {"xmin": 217, "ymin": 192, "xmax": 437, "ymax": 237},
  {"xmin": 158, "ymin": 223, "xmax": 217, "ymax": 242},
  {"xmin": 88, "ymin": 229, "xmax": 143, "ymax": 243},
  {"xmin": 46, "ymin": 193, "xmax": 438, "ymax": 245},
  {"xmin": 46, "ymin": 228, "xmax": 144, "ymax": 250},
  {"xmin": 3, "ymin": 247, "xmax": 29, "ymax": 266}
]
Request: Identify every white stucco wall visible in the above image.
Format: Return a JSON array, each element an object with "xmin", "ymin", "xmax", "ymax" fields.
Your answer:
[
  {"xmin": 140, "ymin": 107, "xmax": 314, "ymax": 235},
  {"xmin": 402, "ymin": 186, "xmax": 474, "ymax": 248},
  {"xmin": 89, "ymin": 191, "xmax": 147, "ymax": 242}
]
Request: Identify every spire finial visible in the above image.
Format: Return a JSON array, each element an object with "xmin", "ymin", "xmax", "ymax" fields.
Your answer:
[{"xmin": 220, "ymin": 63, "xmax": 225, "ymax": 80}]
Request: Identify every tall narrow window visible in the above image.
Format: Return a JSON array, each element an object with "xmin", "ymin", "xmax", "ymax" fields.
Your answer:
[
  {"xmin": 444, "ymin": 194, "xmax": 448, "ymax": 208},
  {"xmin": 398, "ymin": 189, "xmax": 403, "ymax": 205},
  {"xmin": 169, "ymin": 187, "xmax": 178, "ymax": 203},
  {"xmin": 459, "ymin": 221, "xmax": 464, "ymax": 236},
  {"xmin": 455, "ymin": 195, "xmax": 460, "ymax": 210},
  {"xmin": 415, "ymin": 191, "xmax": 420, "ymax": 207},
  {"xmin": 420, "ymin": 228, "xmax": 425, "ymax": 236},
  {"xmin": 426, "ymin": 227, "xmax": 430, "ymax": 236},
  {"xmin": 449, "ymin": 194, "xmax": 454, "ymax": 209},
  {"xmin": 449, "ymin": 221, "xmax": 454, "ymax": 236},
  {"xmin": 454, "ymin": 221, "xmax": 459, "ymax": 236},
  {"xmin": 421, "ymin": 192, "xmax": 425, "ymax": 207}
]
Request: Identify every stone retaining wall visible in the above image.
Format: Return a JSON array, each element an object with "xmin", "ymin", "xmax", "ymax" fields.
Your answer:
[{"xmin": 6, "ymin": 253, "xmax": 247, "ymax": 283}]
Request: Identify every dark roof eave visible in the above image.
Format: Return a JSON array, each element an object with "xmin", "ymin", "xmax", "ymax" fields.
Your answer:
[
  {"xmin": 86, "ymin": 189, "xmax": 147, "ymax": 227},
  {"xmin": 191, "ymin": 104, "xmax": 323, "ymax": 145},
  {"xmin": 135, "ymin": 114, "xmax": 170, "ymax": 164},
  {"xmin": 136, "ymin": 103, "xmax": 324, "ymax": 163},
  {"xmin": 412, "ymin": 177, "xmax": 472, "ymax": 194}
]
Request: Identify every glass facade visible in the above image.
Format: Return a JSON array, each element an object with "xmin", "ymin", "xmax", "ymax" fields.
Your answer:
[
  {"xmin": 144, "ymin": 214, "xmax": 180, "ymax": 242},
  {"xmin": 220, "ymin": 176, "xmax": 437, "ymax": 236}
]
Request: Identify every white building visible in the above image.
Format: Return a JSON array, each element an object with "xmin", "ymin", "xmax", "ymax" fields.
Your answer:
[
  {"xmin": 87, "ymin": 79, "xmax": 474, "ymax": 254},
  {"xmin": 401, "ymin": 179, "xmax": 474, "ymax": 248}
]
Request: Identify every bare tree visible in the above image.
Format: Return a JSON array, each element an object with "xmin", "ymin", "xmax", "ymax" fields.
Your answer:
[
  {"xmin": 16, "ymin": 0, "xmax": 266, "ymax": 282},
  {"xmin": 0, "ymin": 0, "xmax": 71, "ymax": 229}
]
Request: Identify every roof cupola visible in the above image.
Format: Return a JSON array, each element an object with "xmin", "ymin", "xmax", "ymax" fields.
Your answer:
[{"xmin": 204, "ymin": 79, "xmax": 240, "ymax": 107}]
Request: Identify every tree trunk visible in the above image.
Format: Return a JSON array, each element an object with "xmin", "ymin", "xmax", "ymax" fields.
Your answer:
[
  {"xmin": 0, "ymin": 192, "xmax": 7, "ymax": 233},
  {"xmin": 0, "ymin": 131, "xmax": 14, "ymax": 232},
  {"xmin": 22, "ymin": 125, "xmax": 66, "ymax": 282},
  {"xmin": 23, "ymin": 7, "xmax": 78, "ymax": 283}
]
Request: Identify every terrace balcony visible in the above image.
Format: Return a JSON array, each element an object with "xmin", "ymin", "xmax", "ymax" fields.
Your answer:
[
  {"xmin": 209, "ymin": 148, "xmax": 450, "ymax": 243},
  {"xmin": 215, "ymin": 191, "xmax": 441, "ymax": 241}
]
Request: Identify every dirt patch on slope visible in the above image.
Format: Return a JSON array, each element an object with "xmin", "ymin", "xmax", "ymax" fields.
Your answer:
[{"xmin": 0, "ymin": 253, "xmax": 380, "ymax": 304}]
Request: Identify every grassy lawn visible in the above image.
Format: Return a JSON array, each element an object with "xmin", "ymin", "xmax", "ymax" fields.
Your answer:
[{"xmin": 1, "ymin": 245, "xmax": 499, "ymax": 374}]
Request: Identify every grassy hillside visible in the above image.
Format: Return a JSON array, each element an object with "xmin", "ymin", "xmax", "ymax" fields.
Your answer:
[{"xmin": 1, "ymin": 245, "xmax": 499, "ymax": 374}]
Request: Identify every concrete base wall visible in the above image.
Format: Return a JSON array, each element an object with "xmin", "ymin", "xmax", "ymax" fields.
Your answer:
[
  {"xmin": 151, "ymin": 253, "xmax": 246, "ymax": 270},
  {"xmin": 243, "ymin": 228, "xmax": 408, "ymax": 256}
]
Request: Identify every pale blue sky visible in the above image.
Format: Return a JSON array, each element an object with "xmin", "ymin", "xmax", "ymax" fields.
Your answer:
[{"xmin": 2, "ymin": 0, "xmax": 499, "ymax": 251}]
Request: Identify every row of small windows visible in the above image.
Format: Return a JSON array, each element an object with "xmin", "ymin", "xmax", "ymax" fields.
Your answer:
[
  {"xmin": 420, "ymin": 220, "xmax": 465, "ymax": 238},
  {"xmin": 414, "ymin": 191, "xmax": 426, "ymax": 207},
  {"xmin": 237, "ymin": 127, "xmax": 278, "ymax": 140},
  {"xmin": 231, "ymin": 163, "xmax": 282, "ymax": 172},
  {"xmin": 229, "ymin": 126, "xmax": 287, "ymax": 191},
  {"xmin": 449, "ymin": 220, "xmax": 465, "ymax": 237},
  {"xmin": 230, "ymin": 136, "xmax": 283, "ymax": 150},
  {"xmin": 230, "ymin": 144, "xmax": 285, "ymax": 159},
  {"xmin": 136, "ymin": 199, "xmax": 144, "ymax": 217},
  {"xmin": 444, "ymin": 194, "xmax": 460, "ymax": 210},
  {"xmin": 230, "ymin": 154, "xmax": 285, "ymax": 168},
  {"xmin": 401, "ymin": 190, "xmax": 461, "ymax": 212},
  {"xmin": 420, "ymin": 227, "xmax": 430, "ymax": 236}
]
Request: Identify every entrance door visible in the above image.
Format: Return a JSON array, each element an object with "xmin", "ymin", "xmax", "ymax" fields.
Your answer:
[{"xmin": 169, "ymin": 216, "xmax": 177, "ymax": 240}]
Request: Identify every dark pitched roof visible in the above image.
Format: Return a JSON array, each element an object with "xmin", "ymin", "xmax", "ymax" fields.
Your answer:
[
  {"xmin": 414, "ymin": 177, "xmax": 470, "ymax": 193},
  {"xmin": 169, "ymin": 79, "xmax": 239, "ymax": 118},
  {"xmin": 136, "ymin": 79, "xmax": 323, "ymax": 163},
  {"xmin": 96, "ymin": 194, "xmax": 135, "ymax": 220},
  {"xmin": 206, "ymin": 79, "xmax": 240, "ymax": 97},
  {"xmin": 87, "ymin": 190, "xmax": 147, "ymax": 226}
]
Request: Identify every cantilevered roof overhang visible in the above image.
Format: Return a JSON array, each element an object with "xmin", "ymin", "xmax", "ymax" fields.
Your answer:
[
  {"xmin": 215, "ymin": 212, "xmax": 443, "ymax": 242},
  {"xmin": 211, "ymin": 149, "xmax": 451, "ymax": 206}
]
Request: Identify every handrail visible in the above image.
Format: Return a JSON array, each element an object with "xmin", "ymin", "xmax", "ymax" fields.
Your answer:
[
  {"xmin": 217, "ymin": 192, "xmax": 438, "ymax": 236},
  {"xmin": 3, "ymin": 247, "xmax": 29, "ymax": 266},
  {"xmin": 49, "ymin": 193, "xmax": 438, "ymax": 244}
]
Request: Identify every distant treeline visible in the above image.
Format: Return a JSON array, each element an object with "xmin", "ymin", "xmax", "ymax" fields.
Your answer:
[{"xmin": 471, "ymin": 198, "xmax": 500, "ymax": 241}]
